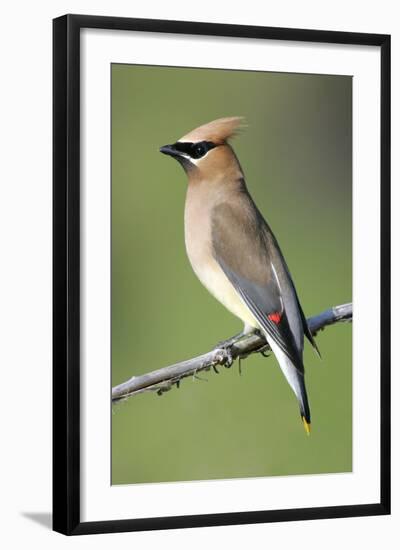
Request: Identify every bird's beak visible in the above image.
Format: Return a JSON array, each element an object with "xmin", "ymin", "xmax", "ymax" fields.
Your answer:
[{"xmin": 159, "ymin": 144, "xmax": 180, "ymax": 158}]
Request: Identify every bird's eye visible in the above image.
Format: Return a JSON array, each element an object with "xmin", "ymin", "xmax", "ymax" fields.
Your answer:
[
  {"xmin": 193, "ymin": 143, "xmax": 207, "ymax": 158},
  {"xmin": 191, "ymin": 141, "xmax": 216, "ymax": 159}
]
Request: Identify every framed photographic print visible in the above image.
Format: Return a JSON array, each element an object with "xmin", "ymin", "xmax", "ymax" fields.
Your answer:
[{"xmin": 53, "ymin": 14, "xmax": 390, "ymax": 535}]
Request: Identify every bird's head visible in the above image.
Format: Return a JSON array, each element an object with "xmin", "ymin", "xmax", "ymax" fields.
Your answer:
[{"xmin": 160, "ymin": 117, "xmax": 245, "ymax": 179}]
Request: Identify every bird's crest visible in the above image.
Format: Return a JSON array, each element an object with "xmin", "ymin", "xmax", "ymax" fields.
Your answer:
[{"xmin": 178, "ymin": 117, "xmax": 245, "ymax": 145}]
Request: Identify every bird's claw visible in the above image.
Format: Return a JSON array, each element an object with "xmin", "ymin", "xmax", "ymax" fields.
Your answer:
[
  {"xmin": 216, "ymin": 337, "xmax": 235, "ymax": 349},
  {"xmin": 258, "ymin": 342, "xmax": 271, "ymax": 358},
  {"xmin": 215, "ymin": 330, "xmax": 249, "ymax": 350},
  {"xmin": 156, "ymin": 383, "xmax": 172, "ymax": 396},
  {"xmin": 223, "ymin": 347, "xmax": 234, "ymax": 368},
  {"xmin": 213, "ymin": 347, "xmax": 234, "ymax": 368}
]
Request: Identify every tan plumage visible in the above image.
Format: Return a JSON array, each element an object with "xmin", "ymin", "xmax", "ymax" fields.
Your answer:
[
  {"xmin": 179, "ymin": 116, "xmax": 245, "ymax": 145},
  {"xmin": 181, "ymin": 119, "xmax": 254, "ymax": 325},
  {"xmin": 184, "ymin": 172, "xmax": 258, "ymax": 329},
  {"xmin": 160, "ymin": 117, "xmax": 318, "ymax": 433}
]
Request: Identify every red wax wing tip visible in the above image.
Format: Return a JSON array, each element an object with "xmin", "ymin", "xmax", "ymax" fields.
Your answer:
[{"xmin": 268, "ymin": 311, "xmax": 282, "ymax": 324}]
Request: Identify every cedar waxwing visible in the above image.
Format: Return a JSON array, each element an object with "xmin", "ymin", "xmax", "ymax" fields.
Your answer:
[{"xmin": 160, "ymin": 117, "xmax": 320, "ymax": 434}]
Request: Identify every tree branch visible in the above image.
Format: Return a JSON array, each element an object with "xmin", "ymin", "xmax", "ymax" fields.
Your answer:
[{"xmin": 112, "ymin": 302, "xmax": 352, "ymax": 404}]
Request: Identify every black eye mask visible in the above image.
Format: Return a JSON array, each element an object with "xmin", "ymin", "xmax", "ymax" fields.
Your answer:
[{"xmin": 173, "ymin": 141, "xmax": 216, "ymax": 160}]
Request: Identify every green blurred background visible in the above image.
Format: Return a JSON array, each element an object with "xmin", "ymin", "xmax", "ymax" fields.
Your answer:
[{"xmin": 111, "ymin": 64, "xmax": 352, "ymax": 485}]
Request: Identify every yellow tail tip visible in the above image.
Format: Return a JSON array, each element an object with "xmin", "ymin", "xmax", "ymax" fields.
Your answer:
[{"xmin": 302, "ymin": 417, "xmax": 311, "ymax": 435}]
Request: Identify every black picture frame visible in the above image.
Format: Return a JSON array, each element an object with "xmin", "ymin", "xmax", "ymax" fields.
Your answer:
[{"xmin": 53, "ymin": 14, "xmax": 391, "ymax": 535}]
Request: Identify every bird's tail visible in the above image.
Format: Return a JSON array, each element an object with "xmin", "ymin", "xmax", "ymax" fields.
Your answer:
[
  {"xmin": 297, "ymin": 374, "xmax": 311, "ymax": 435},
  {"xmin": 267, "ymin": 338, "xmax": 311, "ymax": 435}
]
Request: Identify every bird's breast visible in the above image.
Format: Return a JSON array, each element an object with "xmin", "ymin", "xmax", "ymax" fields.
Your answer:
[{"xmin": 184, "ymin": 190, "xmax": 257, "ymax": 328}]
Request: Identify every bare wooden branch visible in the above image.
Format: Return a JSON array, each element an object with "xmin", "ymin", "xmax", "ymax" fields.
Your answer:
[{"xmin": 112, "ymin": 302, "xmax": 352, "ymax": 403}]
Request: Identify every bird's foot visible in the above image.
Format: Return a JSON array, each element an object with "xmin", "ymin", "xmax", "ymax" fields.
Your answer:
[
  {"xmin": 214, "ymin": 347, "xmax": 234, "ymax": 368},
  {"xmin": 216, "ymin": 328, "xmax": 258, "ymax": 350},
  {"xmin": 259, "ymin": 347, "xmax": 271, "ymax": 358},
  {"xmin": 216, "ymin": 331, "xmax": 245, "ymax": 350},
  {"xmin": 216, "ymin": 329, "xmax": 261, "ymax": 369},
  {"xmin": 223, "ymin": 347, "xmax": 234, "ymax": 368}
]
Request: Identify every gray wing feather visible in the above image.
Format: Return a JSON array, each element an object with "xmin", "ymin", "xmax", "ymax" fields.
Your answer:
[{"xmin": 211, "ymin": 199, "xmax": 306, "ymax": 372}]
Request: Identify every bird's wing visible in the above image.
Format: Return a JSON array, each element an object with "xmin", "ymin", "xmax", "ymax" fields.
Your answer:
[
  {"xmin": 211, "ymin": 200, "xmax": 305, "ymax": 372},
  {"xmin": 272, "ymin": 237, "xmax": 321, "ymax": 358}
]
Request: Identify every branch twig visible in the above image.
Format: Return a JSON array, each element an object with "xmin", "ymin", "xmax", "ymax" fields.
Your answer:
[{"xmin": 112, "ymin": 302, "xmax": 352, "ymax": 403}]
